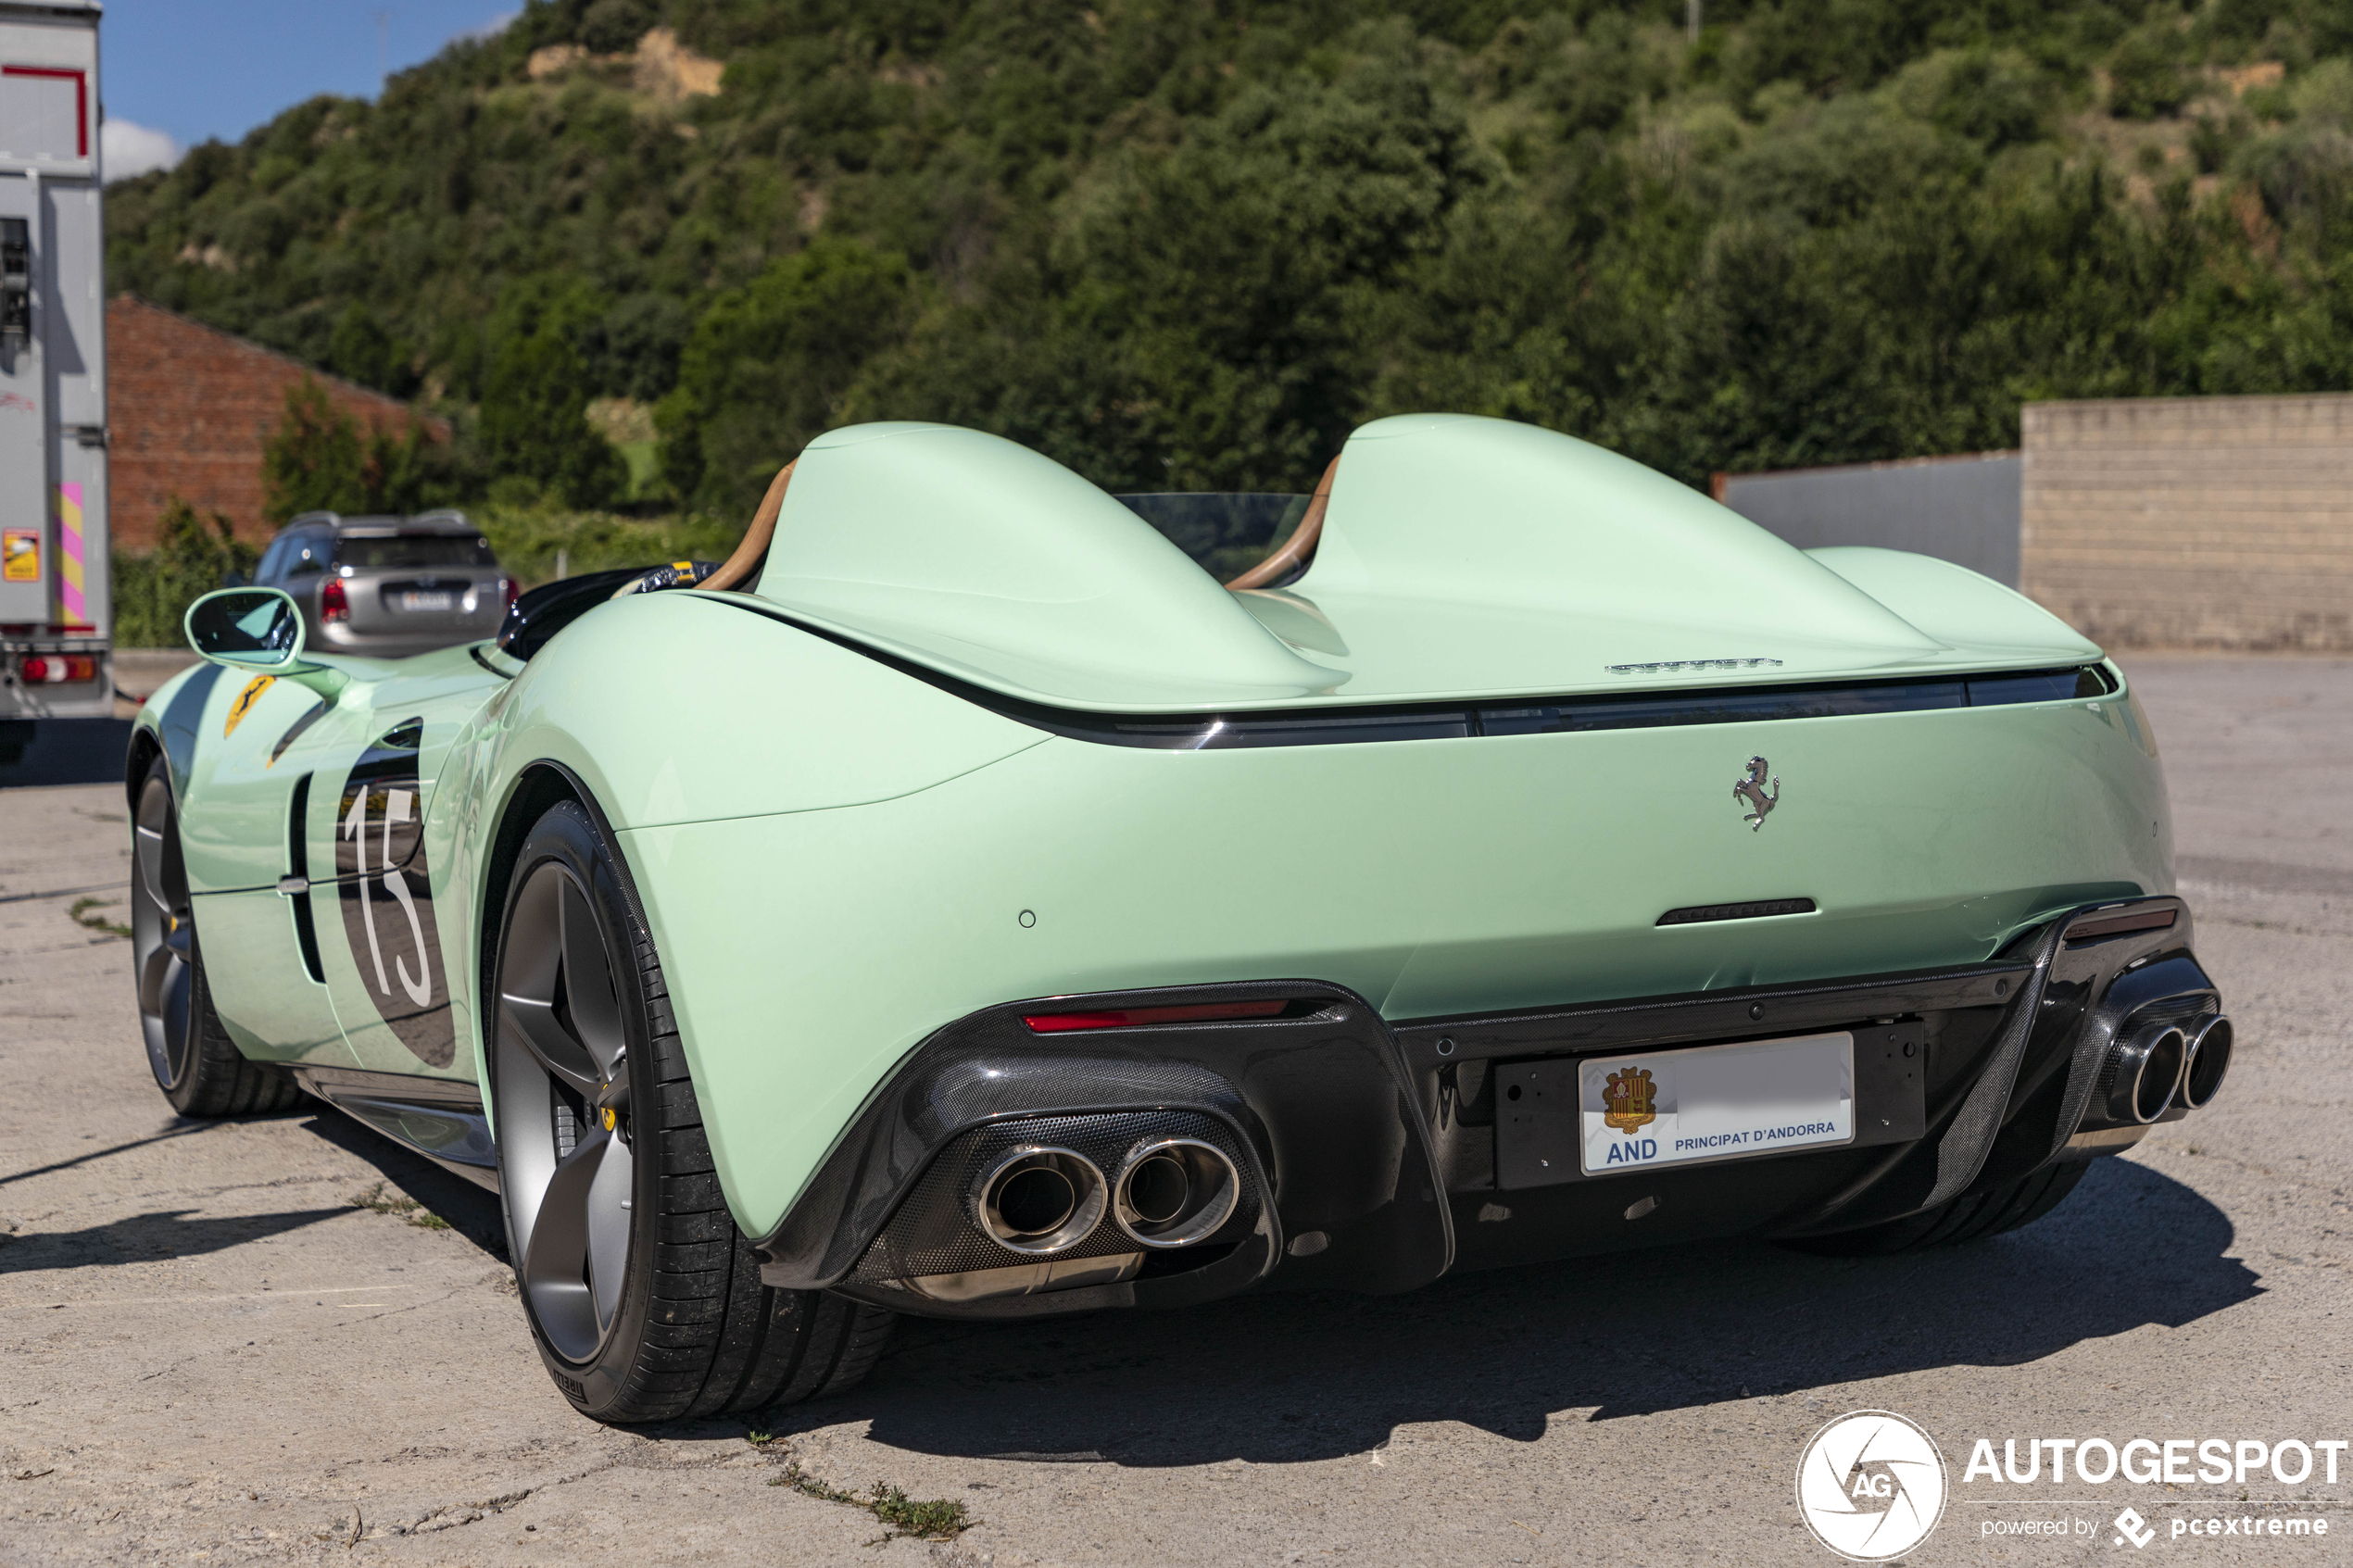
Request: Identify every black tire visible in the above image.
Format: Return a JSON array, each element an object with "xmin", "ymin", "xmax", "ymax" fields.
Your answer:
[
  {"xmin": 490, "ymin": 799, "xmax": 894, "ymax": 1424},
  {"xmin": 131, "ymin": 755, "xmax": 301, "ymax": 1117},
  {"xmin": 1783, "ymin": 1160, "xmax": 2091, "ymax": 1257}
]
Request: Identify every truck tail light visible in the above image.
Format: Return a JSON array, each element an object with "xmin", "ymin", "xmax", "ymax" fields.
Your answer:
[
  {"xmin": 321, "ymin": 577, "xmax": 349, "ymax": 623},
  {"xmin": 13, "ymin": 655, "xmax": 94, "ymax": 684}
]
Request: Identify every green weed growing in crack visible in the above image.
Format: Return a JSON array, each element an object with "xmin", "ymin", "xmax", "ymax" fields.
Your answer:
[
  {"xmin": 68, "ymin": 897, "xmax": 132, "ymax": 940},
  {"xmin": 766, "ymin": 1461, "xmax": 970, "ymax": 1541},
  {"xmin": 349, "ymin": 1181, "xmax": 452, "ymax": 1230},
  {"xmin": 870, "ymin": 1484, "xmax": 969, "ymax": 1539}
]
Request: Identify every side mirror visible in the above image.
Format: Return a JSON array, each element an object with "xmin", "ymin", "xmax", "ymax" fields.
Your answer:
[
  {"xmin": 184, "ymin": 586, "xmax": 350, "ymax": 701},
  {"xmin": 185, "ymin": 587, "xmax": 304, "ymax": 669}
]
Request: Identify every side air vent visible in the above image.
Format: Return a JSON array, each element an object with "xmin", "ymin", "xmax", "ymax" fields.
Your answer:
[{"xmin": 287, "ymin": 772, "xmax": 323, "ymax": 984}]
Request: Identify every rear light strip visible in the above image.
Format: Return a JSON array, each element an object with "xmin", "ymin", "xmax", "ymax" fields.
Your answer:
[
  {"xmin": 2064, "ymin": 906, "xmax": 2177, "ymax": 945},
  {"xmin": 1022, "ymin": 999, "xmax": 1290, "ymax": 1033}
]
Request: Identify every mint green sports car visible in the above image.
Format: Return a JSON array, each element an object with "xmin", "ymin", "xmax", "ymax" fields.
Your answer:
[{"xmin": 130, "ymin": 416, "xmax": 2229, "ymax": 1424}]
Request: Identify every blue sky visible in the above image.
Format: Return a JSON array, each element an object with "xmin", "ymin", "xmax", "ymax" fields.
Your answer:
[{"xmin": 98, "ymin": 0, "xmax": 517, "ymax": 178}]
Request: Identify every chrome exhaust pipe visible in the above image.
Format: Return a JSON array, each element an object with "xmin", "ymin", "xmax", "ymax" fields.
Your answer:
[
  {"xmin": 971, "ymin": 1147, "xmax": 1107, "ymax": 1255},
  {"xmin": 2098, "ymin": 1021, "xmax": 2187, "ymax": 1125},
  {"xmin": 2179, "ymin": 1015, "xmax": 2233, "ymax": 1110},
  {"xmin": 1112, "ymin": 1137, "xmax": 1240, "ymax": 1249}
]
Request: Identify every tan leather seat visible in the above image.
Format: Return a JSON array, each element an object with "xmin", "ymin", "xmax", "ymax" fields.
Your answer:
[{"xmin": 1224, "ymin": 454, "xmax": 1338, "ymax": 590}]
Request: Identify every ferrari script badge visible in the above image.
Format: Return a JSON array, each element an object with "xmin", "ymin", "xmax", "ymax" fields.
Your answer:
[
  {"xmin": 1733, "ymin": 755, "xmax": 1780, "ymax": 831},
  {"xmin": 1603, "ymin": 1067, "xmax": 1657, "ymax": 1132}
]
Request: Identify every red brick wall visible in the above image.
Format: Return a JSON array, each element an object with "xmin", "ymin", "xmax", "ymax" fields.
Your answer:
[{"xmin": 107, "ymin": 295, "xmax": 447, "ymax": 550}]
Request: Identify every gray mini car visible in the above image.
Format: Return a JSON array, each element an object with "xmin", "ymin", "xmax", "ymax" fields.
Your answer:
[{"xmin": 251, "ymin": 510, "xmax": 512, "ymax": 659}]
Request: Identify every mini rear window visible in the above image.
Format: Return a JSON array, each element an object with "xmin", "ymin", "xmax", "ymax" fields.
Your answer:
[{"xmin": 333, "ymin": 534, "xmax": 497, "ymax": 570}]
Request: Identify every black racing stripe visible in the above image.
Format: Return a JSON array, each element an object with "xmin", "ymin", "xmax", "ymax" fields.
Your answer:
[
  {"xmin": 269, "ymin": 698, "xmax": 330, "ymax": 765},
  {"xmin": 695, "ymin": 595, "xmax": 2117, "ymax": 751}
]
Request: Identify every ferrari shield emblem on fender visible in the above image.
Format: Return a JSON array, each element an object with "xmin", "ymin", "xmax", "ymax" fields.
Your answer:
[
  {"xmin": 1603, "ymin": 1067, "xmax": 1657, "ymax": 1132},
  {"xmin": 1733, "ymin": 755, "xmax": 1780, "ymax": 831},
  {"xmin": 224, "ymin": 674, "xmax": 274, "ymax": 736}
]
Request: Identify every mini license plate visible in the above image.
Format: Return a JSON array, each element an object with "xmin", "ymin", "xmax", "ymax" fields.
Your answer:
[
  {"xmin": 396, "ymin": 591, "xmax": 455, "ymax": 612},
  {"xmin": 1578, "ymin": 1031, "xmax": 1854, "ymax": 1176}
]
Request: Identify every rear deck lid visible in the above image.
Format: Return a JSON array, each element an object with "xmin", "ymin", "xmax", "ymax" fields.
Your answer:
[{"xmin": 749, "ymin": 419, "xmax": 2096, "ymax": 714}]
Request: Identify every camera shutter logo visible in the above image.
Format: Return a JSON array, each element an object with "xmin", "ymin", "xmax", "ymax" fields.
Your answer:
[{"xmin": 1795, "ymin": 1410, "xmax": 1947, "ymax": 1561}]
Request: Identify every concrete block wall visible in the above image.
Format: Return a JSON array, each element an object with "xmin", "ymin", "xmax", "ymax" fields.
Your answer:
[
  {"xmin": 2022, "ymin": 394, "xmax": 2353, "ymax": 651},
  {"xmin": 107, "ymin": 295, "xmax": 445, "ymax": 550},
  {"xmin": 1716, "ymin": 452, "xmax": 2021, "ymax": 586}
]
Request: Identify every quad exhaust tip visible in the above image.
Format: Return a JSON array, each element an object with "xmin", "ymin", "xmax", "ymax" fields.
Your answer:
[
  {"xmin": 2180, "ymin": 1014, "xmax": 2233, "ymax": 1110},
  {"xmin": 972, "ymin": 1147, "xmax": 1107, "ymax": 1256},
  {"xmin": 1112, "ymin": 1137, "xmax": 1239, "ymax": 1249},
  {"xmin": 2100, "ymin": 1021, "xmax": 2187, "ymax": 1125}
]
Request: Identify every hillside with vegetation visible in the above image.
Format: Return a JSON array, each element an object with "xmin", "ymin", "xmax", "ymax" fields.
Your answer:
[{"xmin": 106, "ymin": 0, "xmax": 2353, "ymax": 537}]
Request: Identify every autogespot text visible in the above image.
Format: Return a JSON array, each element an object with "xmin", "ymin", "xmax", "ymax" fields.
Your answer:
[{"xmin": 1963, "ymin": 1436, "xmax": 2347, "ymax": 1486}]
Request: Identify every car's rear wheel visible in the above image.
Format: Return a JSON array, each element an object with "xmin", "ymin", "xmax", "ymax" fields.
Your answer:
[
  {"xmin": 131, "ymin": 755, "xmax": 299, "ymax": 1117},
  {"xmin": 492, "ymin": 799, "xmax": 894, "ymax": 1424},
  {"xmin": 1783, "ymin": 1160, "xmax": 2090, "ymax": 1257}
]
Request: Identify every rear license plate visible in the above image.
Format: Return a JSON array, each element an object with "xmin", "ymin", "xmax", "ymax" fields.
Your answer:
[
  {"xmin": 396, "ymin": 591, "xmax": 454, "ymax": 612},
  {"xmin": 1494, "ymin": 1031, "xmax": 1855, "ymax": 1186},
  {"xmin": 1579, "ymin": 1031, "xmax": 1853, "ymax": 1175}
]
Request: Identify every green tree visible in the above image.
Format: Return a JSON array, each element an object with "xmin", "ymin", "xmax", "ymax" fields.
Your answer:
[
  {"xmin": 481, "ymin": 328, "xmax": 628, "ymax": 508},
  {"xmin": 261, "ymin": 377, "xmax": 462, "ymax": 521},
  {"xmin": 657, "ymin": 236, "xmax": 913, "ymax": 517},
  {"xmin": 261, "ymin": 378, "xmax": 371, "ymax": 521},
  {"xmin": 2109, "ymin": 25, "xmax": 2190, "ymax": 120},
  {"xmin": 111, "ymin": 496, "xmax": 259, "ymax": 647}
]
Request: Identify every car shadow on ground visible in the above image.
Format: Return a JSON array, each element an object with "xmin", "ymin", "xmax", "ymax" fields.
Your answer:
[
  {"xmin": 276, "ymin": 1108, "xmax": 2259, "ymax": 1466},
  {"xmin": 0, "ymin": 1205, "xmax": 358, "ymax": 1274},
  {"xmin": 295, "ymin": 1109, "xmax": 509, "ymax": 1259},
  {"xmin": 788, "ymin": 1156, "xmax": 2257, "ymax": 1467},
  {"xmin": 1, "ymin": 1107, "xmax": 510, "ymax": 1276}
]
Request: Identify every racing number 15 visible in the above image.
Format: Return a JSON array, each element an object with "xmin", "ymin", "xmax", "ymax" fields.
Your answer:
[{"xmin": 343, "ymin": 786, "xmax": 433, "ymax": 1008}]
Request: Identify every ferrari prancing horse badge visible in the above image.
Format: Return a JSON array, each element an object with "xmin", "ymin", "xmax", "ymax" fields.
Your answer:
[{"xmin": 1734, "ymin": 755, "xmax": 1780, "ymax": 831}]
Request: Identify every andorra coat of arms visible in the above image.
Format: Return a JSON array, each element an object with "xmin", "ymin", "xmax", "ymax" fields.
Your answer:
[{"xmin": 1603, "ymin": 1066, "xmax": 1658, "ymax": 1131}]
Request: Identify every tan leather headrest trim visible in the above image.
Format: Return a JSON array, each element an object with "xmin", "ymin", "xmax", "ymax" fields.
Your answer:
[
  {"xmin": 702, "ymin": 459, "xmax": 797, "ymax": 593},
  {"xmin": 1224, "ymin": 454, "xmax": 1338, "ymax": 591}
]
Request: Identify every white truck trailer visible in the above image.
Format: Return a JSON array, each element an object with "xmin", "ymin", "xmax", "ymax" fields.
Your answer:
[{"xmin": 0, "ymin": 0, "xmax": 107, "ymax": 720}]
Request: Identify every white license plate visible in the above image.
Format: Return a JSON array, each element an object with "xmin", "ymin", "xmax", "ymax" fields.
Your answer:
[
  {"xmin": 396, "ymin": 592, "xmax": 455, "ymax": 612},
  {"xmin": 1579, "ymin": 1031, "xmax": 1854, "ymax": 1175}
]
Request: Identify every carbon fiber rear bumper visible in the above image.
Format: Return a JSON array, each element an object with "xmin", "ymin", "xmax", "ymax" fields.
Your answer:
[{"xmin": 754, "ymin": 895, "xmax": 2214, "ymax": 1318}]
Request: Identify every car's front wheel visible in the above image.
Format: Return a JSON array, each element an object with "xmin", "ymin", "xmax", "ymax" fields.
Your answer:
[
  {"xmin": 491, "ymin": 799, "xmax": 893, "ymax": 1424},
  {"xmin": 131, "ymin": 755, "xmax": 299, "ymax": 1117}
]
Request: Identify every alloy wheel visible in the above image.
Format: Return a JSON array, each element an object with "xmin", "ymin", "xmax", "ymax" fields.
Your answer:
[
  {"xmin": 132, "ymin": 772, "xmax": 195, "ymax": 1091},
  {"xmin": 495, "ymin": 859, "xmax": 636, "ymax": 1364}
]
